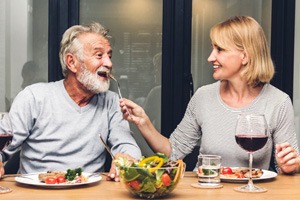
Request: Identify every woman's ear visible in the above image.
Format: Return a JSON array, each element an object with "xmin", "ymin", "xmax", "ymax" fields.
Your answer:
[
  {"xmin": 65, "ymin": 53, "xmax": 78, "ymax": 73},
  {"xmin": 241, "ymin": 51, "xmax": 249, "ymax": 65}
]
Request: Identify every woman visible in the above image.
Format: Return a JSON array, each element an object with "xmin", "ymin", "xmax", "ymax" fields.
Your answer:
[{"xmin": 120, "ymin": 16, "xmax": 300, "ymax": 174}]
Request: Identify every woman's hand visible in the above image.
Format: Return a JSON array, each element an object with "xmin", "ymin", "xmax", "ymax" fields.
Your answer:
[
  {"xmin": 276, "ymin": 142, "xmax": 300, "ymax": 174},
  {"xmin": 0, "ymin": 161, "xmax": 4, "ymax": 178},
  {"xmin": 119, "ymin": 98, "xmax": 150, "ymax": 126},
  {"xmin": 119, "ymin": 98, "xmax": 171, "ymax": 155}
]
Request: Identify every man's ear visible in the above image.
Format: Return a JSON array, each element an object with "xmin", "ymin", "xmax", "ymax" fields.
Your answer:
[{"xmin": 65, "ymin": 53, "xmax": 78, "ymax": 73}]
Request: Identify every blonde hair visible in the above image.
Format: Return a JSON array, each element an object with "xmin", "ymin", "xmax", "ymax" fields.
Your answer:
[
  {"xmin": 210, "ymin": 16, "xmax": 275, "ymax": 87},
  {"xmin": 59, "ymin": 22, "xmax": 110, "ymax": 77}
]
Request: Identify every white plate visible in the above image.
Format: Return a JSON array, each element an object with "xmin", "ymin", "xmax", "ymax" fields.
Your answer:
[
  {"xmin": 15, "ymin": 172, "xmax": 102, "ymax": 188},
  {"xmin": 220, "ymin": 168, "xmax": 277, "ymax": 183}
]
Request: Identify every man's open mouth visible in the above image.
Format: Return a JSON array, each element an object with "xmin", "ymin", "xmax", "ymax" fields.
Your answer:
[{"xmin": 97, "ymin": 71, "xmax": 109, "ymax": 78}]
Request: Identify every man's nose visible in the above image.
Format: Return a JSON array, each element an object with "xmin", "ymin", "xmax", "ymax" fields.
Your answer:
[{"xmin": 103, "ymin": 54, "xmax": 113, "ymax": 69}]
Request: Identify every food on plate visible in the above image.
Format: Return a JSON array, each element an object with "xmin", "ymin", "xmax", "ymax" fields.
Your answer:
[
  {"xmin": 114, "ymin": 152, "xmax": 185, "ymax": 198},
  {"xmin": 65, "ymin": 168, "xmax": 84, "ymax": 181},
  {"xmin": 221, "ymin": 167, "xmax": 233, "ymax": 175},
  {"xmin": 38, "ymin": 171, "xmax": 66, "ymax": 183},
  {"xmin": 220, "ymin": 167, "xmax": 264, "ymax": 178},
  {"xmin": 38, "ymin": 168, "xmax": 88, "ymax": 184}
]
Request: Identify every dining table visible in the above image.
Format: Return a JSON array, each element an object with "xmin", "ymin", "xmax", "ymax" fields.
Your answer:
[{"xmin": 1, "ymin": 171, "xmax": 299, "ymax": 200}]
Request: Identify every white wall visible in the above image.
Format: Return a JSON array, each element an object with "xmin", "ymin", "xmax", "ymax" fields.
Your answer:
[
  {"xmin": 0, "ymin": 0, "xmax": 31, "ymax": 111},
  {"xmin": 0, "ymin": 0, "xmax": 7, "ymax": 111},
  {"xmin": 10, "ymin": 0, "xmax": 29, "ymax": 99}
]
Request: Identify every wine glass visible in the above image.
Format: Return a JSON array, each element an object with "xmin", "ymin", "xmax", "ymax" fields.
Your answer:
[
  {"xmin": 234, "ymin": 113, "xmax": 269, "ymax": 193},
  {"xmin": 0, "ymin": 112, "xmax": 13, "ymax": 194}
]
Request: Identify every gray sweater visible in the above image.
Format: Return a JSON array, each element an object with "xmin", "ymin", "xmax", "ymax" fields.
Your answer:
[
  {"xmin": 1, "ymin": 80, "xmax": 141, "ymax": 173},
  {"xmin": 169, "ymin": 81, "xmax": 299, "ymax": 171}
]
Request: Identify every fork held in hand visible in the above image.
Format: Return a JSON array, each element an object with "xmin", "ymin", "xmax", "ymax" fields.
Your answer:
[{"xmin": 98, "ymin": 71, "xmax": 133, "ymax": 119}]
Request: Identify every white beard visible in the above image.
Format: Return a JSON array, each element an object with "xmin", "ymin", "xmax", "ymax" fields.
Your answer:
[{"xmin": 77, "ymin": 64, "xmax": 110, "ymax": 94}]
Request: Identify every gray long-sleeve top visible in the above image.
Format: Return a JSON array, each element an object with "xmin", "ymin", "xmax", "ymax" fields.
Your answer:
[
  {"xmin": 169, "ymin": 81, "xmax": 299, "ymax": 171},
  {"xmin": 1, "ymin": 80, "xmax": 141, "ymax": 173}
]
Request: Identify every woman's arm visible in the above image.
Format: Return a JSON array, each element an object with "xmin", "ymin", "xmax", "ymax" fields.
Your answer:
[{"xmin": 120, "ymin": 98, "xmax": 171, "ymax": 156}]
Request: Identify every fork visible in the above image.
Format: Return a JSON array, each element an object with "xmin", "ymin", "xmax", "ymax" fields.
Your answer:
[
  {"xmin": 1, "ymin": 174, "xmax": 36, "ymax": 181},
  {"xmin": 99, "ymin": 135, "xmax": 115, "ymax": 160},
  {"xmin": 98, "ymin": 71, "xmax": 132, "ymax": 119}
]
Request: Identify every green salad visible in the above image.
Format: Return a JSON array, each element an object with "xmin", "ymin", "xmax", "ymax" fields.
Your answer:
[{"xmin": 114, "ymin": 153, "xmax": 184, "ymax": 198}]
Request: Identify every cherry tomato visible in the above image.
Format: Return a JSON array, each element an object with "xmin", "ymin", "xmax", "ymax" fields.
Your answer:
[
  {"xmin": 161, "ymin": 173, "xmax": 171, "ymax": 186},
  {"xmin": 56, "ymin": 175, "xmax": 66, "ymax": 183},
  {"xmin": 221, "ymin": 167, "xmax": 233, "ymax": 175},
  {"xmin": 129, "ymin": 180, "xmax": 141, "ymax": 191},
  {"xmin": 45, "ymin": 177, "xmax": 57, "ymax": 184}
]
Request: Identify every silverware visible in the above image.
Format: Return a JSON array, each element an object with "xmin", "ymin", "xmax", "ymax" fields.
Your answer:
[
  {"xmin": 1, "ymin": 174, "xmax": 15, "ymax": 179},
  {"xmin": 99, "ymin": 135, "xmax": 115, "ymax": 160},
  {"xmin": 98, "ymin": 71, "xmax": 132, "ymax": 119},
  {"xmin": 1, "ymin": 174, "xmax": 29, "ymax": 178},
  {"xmin": 86, "ymin": 172, "xmax": 101, "ymax": 178},
  {"xmin": 1, "ymin": 174, "xmax": 35, "ymax": 181}
]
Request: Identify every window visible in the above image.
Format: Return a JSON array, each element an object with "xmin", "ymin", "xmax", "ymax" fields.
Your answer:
[
  {"xmin": 0, "ymin": 0, "xmax": 48, "ymax": 111},
  {"xmin": 191, "ymin": 0, "xmax": 272, "ymax": 89},
  {"xmin": 80, "ymin": 0, "xmax": 163, "ymax": 156},
  {"xmin": 294, "ymin": 2, "xmax": 300, "ymax": 145}
]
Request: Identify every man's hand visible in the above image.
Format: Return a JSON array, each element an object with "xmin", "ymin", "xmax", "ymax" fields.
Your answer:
[
  {"xmin": 106, "ymin": 162, "xmax": 119, "ymax": 182},
  {"xmin": 106, "ymin": 153, "xmax": 137, "ymax": 182}
]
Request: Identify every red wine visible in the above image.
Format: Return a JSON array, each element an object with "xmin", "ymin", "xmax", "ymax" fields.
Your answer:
[
  {"xmin": 0, "ymin": 134, "xmax": 13, "ymax": 150},
  {"xmin": 235, "ymin": 134, "xmax": 268, "ymax": 152}
]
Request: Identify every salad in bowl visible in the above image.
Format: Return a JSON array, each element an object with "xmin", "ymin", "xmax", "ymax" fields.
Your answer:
[{"xmin": 114, "ymin": 153, "xmax": 185, "ymax": 199}]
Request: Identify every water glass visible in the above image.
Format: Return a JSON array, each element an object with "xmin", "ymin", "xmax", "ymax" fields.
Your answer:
[{"xmin": 197, "ymin": 155, "xmax": 221, "ymax": 186}]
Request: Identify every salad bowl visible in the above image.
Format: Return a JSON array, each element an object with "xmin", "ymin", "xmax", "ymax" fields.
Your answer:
[{"xmin": 115, "ymin": 153, "xmax": 185, "ymax": 199}]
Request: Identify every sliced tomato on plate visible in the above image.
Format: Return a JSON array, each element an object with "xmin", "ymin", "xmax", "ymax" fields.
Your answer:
[
  {"xmin": 45, "ymin": 177, "xmax": 57, "ymax": 184},
  {"xmin": 56, "ymin": 175, "xmax": 66, "ymax": 183}
]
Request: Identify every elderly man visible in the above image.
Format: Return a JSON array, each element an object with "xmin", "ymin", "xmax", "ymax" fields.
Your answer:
[{"xmin": 0, "ymin": 22, "xmax": 141, "ymax": 181}]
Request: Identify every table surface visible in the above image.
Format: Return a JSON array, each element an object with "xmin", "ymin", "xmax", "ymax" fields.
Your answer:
[{"xmin": 1, "ymin": 172, "xmax": 299, "ymax": 200}]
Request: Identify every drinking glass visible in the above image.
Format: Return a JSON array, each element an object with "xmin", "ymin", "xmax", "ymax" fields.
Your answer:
[
  {"xmin": 197, "ymin": 155, "xmax": 221, "ymax": 187},
  {"xmin": 234, "ymin": 113, "xmax": 268, "ymax": 193},
  {"xmin": 0, "ymin": 112, "xmax": 13, "ymax": 194}
]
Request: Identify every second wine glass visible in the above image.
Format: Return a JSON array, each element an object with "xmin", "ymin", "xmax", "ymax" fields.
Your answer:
[{"xmin": 234, "ymin": 113, "xmax": 269, "ymax": 193}]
